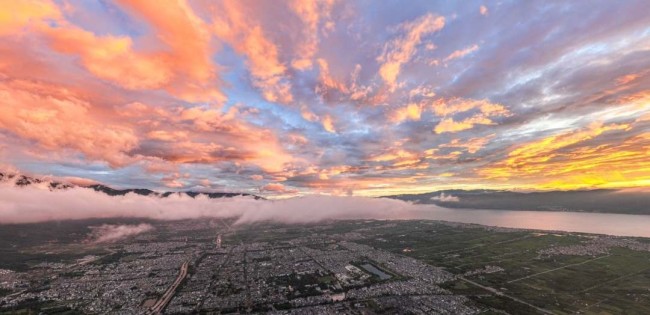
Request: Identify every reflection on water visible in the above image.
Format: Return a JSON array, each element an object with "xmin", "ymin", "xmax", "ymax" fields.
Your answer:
[{"xmin": 409, "ymin": 207, "xmax": 650, "ymax": 238}]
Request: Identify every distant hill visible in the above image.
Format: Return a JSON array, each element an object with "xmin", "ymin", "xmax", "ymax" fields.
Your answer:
[
  {"xmin": 86, "ymin": 184, "xmax": 261, "ymax": 199},
  {"xmin": 0, "ymin": 172, "xmax": 73, "ymax": 190},
  {"xmin": 383, "ymin": 189, "xmax": 650, "ymax": 215},
  {"xmin": 0, "ymin": 172, "xmax": 261, "ymax": 200}
]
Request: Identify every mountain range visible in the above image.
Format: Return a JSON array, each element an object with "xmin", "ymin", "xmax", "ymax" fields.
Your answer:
[
  {"xmin": 384, "ymin": 189, "xmax": 650, "ymax": 215},
  {"xmin": 2, "ymin": 171, "xmax": 648, "ymax": 215},
  {"xmin": 0, "ymin": 172, "xmax": 261, "ymax": 199}
]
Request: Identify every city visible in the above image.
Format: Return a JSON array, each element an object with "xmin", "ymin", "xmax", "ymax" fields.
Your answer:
[{"xmin": 1, "ymin": 219, "xmax": 649, "ymax": 314}]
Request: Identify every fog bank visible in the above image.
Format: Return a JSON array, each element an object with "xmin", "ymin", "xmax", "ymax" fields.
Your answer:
[
  {"xmin": 0, "ymin": 183, "xmax": 425, "ymax": 224},
  {"xmin": 88, "ymin": 224, "xmax": 154, "ymax": 243}
]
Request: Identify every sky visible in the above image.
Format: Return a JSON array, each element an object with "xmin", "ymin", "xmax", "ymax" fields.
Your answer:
[{"xmin": 0, "ymin": 0, "xmax": 649, "ymax": 197}]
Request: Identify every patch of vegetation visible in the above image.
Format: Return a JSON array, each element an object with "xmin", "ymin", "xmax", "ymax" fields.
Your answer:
[{"xmin": 354, "ymin": 220, "xmax": 650, "ymax": 314}]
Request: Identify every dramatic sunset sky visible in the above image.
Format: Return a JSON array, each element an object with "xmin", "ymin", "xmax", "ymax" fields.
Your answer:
[{"xmin": 0, "ymin": 0, "xmax": 649, "ymax": 197}]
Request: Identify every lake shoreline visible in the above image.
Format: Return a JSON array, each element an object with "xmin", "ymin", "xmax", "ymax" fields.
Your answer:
[{"xmin": 409, "ymin": 206, "xmax": 650, "ymax": 238}]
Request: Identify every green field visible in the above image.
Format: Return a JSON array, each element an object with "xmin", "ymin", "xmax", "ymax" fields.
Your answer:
[{"xmin": 352, "ymin": 221, "xmax": 650, "ymax": 314}]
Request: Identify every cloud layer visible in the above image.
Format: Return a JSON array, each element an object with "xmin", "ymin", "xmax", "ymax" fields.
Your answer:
[
  {"xmin": 0, "ymin": 0, "xmax": 649, "ymax": 196},
  {"xmin": 0, "ymin": 183, "xmax": 421, "ymax": 224},
  {"xmin": 88, "ymin": 224, "xmax": 154, "ymax": 243}
]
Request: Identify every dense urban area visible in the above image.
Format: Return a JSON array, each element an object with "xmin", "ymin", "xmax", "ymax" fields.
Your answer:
[{"xmin": 1, "ymin": 219, "xmax": 650, "ymax": 314}]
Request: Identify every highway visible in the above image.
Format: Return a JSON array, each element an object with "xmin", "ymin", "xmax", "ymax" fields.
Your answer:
[{"xmin": 146, "ymin": 261, "xmax": 189, "ymax": 314}]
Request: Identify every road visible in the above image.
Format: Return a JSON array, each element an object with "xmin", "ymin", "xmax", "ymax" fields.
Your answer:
[{"xmin": 146, "ymin": 261, "xmax": 189, "ymax": 315}]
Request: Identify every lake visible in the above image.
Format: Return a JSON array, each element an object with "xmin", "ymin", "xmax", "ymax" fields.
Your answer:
[
  {"xmin": 360, "ymin": 263, "xmax": 392, "ymax": 280},
  {"xmin": 409, "ymin": 207, "xmax": 650, "ymax": 238}
]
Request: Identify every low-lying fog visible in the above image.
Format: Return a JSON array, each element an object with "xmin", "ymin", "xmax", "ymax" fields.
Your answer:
[
  {"xmin": 3, "ymin": 183, "xmax": 650, "ymax": 238},
  {"xmin": 0, "ymin": 183, "xmax": 423, "ymax": 224}
]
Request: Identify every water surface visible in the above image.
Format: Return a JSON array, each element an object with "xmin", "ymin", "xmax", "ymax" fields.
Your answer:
[
  {"xmin": 410, "ymin": 207, "xmax": 650, "ymax": 238},
  {"xmin": 360, "ymin": 263, "xmax": 392, "ymax": 280}
]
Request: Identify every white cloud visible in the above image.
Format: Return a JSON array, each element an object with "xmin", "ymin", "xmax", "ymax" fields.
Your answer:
[
  {"xmin": 430, "ymin": 193, "xmax": 460, "ymax": 202},
  {"xmin": 0, "ymin": 183, "xmax": 424, "ymax": 224},
  {"xmin": 88, "ymin": 224, "xmax": 154, "ymax": 243}
]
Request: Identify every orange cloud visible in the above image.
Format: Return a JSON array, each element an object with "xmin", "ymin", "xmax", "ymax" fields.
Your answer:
[
  {"xmin": 0, "ymin": 73, "xmax": 296, "ymax": 174},
  {"xmin": 431, "ymin": 98, "xmax": 509, "ymax": 116},
  {"xmin": 148, "ymin": 106, "xmax": 297, "ymax": 173},
  {"xmin": 322, "ymin": 114, "xmax": 336, "ymax": 133},
  {"xmin": 440, "ymin": 135, "xmax": 495, "ymax": 154},
  {"xmin": 44, "ymin": 26, "xmax": 173, "ymax": 90},
  {"xmin": 432, "ymin": 98, "xmax": 510, "ymax": 133},
  {"xmin": 162, "ymin": 173, "xmax": 185, "ymax": 188},
  {"xmin": 444, "ymin": 44, "xmax": 479, "ymax": 62},
  {"xmin": 261, "ymin": 182, "xmax": 298, "ymax": 194},
  {"xmin": 616, "ymin": 73, "xmax": 640, "ymax": 85},
  {"xmin": 146, "ymin": 130, "xmax": 189, "ymax": 142},
  {"xmin": 0, "ymin": 0, "xmax": 60, "ymax": 35},
  {"xmin": 288, "ymin": 133, "xmax": 309, "ymax": 146},
  {"xmin": 289, "ymin": 0, "xmax": 337, "ymax": 70},
  {"xmin": 378, "ymin": 13, "xmax": 445, "ymax": 87},
  {"xmin": 478, "ymin": 122, "xmax": 650, "ymax": 190},
  {"xmin": 299, "ymin": 104, "xmax": 337, "ymax": 133},
  {"xmin": 114, "ymin": 0, "xmax": 222, "ymax": 102},
  {"xmin": 297, "ymin": 171, "xmax": 435, "ymax": 197},
  {"xmin": 212, "ymin": 1, "xmax": 293, "ymax": 104},
  {"xmin": 424, "ymin": 149, "xmax": 462, "ymax": 161},
  {"xmin": 301, "ymin": 106, "xmax": 319, "ymax": 122},
  {"xmin": 504, "ymin": 122, "xmax": 629, "ymax": 169},
  {"xmin": 371, "ymin": 149, "xmax": 417, "ymax": 162},
  {"xmin": 616, "ymin": 90, "xmax": 650, "ymax": 107},
  {"xmin": 389, "ymin": 103, "xmax": 422, "ymax": 123},
  {"xmin": 2, "ymin": 0, "xmax": 223, "ymax": 103},
  {"xmin": 316, "ymin": 58, "xmax": 349, "ymax": 94},
  {"xmin": 366, "ymin": 149, "xmax": 427, "ymax": 171},
  {"xmin": 434, "ymin": 114, "xmax": 494, "ymax": 133},
  {"xmin": 3, "ymin": 0, "xmax": 647, "ymax": 197},
  {"xmin": 0, "ymin": 79, "xmax": 138, "ymax": 167}
]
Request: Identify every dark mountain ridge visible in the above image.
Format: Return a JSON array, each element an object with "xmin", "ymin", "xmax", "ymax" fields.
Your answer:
[
  {"xmin": 384, "ymin": 189, "xmax": 650, "ymax": 214},
  {"xmin": 0, "ymin": 172, "xmax": 261, "ymax": 200}
]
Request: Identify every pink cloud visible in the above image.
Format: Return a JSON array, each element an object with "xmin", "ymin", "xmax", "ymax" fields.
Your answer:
[
  {"xmin": 480, "ymin": 5, "xmax": 488, "ymax": 16},
  {"xmin": 113, "ymin": 0, "xmax": 222, "ymax": 102},
  {"xmin": 288, "ymin": 0, "xmax": 337, "ymax": 70},
  {"xmin": 261, "ymin": 183, "xmax": 298, "ymax": 194},
  {"xmin": 378, "ymin": 13, "xmax": 445, "ymax": 87},
  {"xmin": 444, "ymin": 44, "xmax": 479, "ymax": 62},
  {"xmin": 2, "ymin": 0, "xmax": 223, "ymax": 103},
  {"xmin": 0, "ymin": 79, "xmax": 139, "ymax": 167},
  {"xmin": 212, "ymin": 1, "xmax": 293, "ymax": 104}
]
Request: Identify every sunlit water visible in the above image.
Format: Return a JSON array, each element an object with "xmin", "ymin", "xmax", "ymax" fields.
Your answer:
[{"xmin": 409, "ymin": 207, "xmax": 650, "ymax": 238}]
